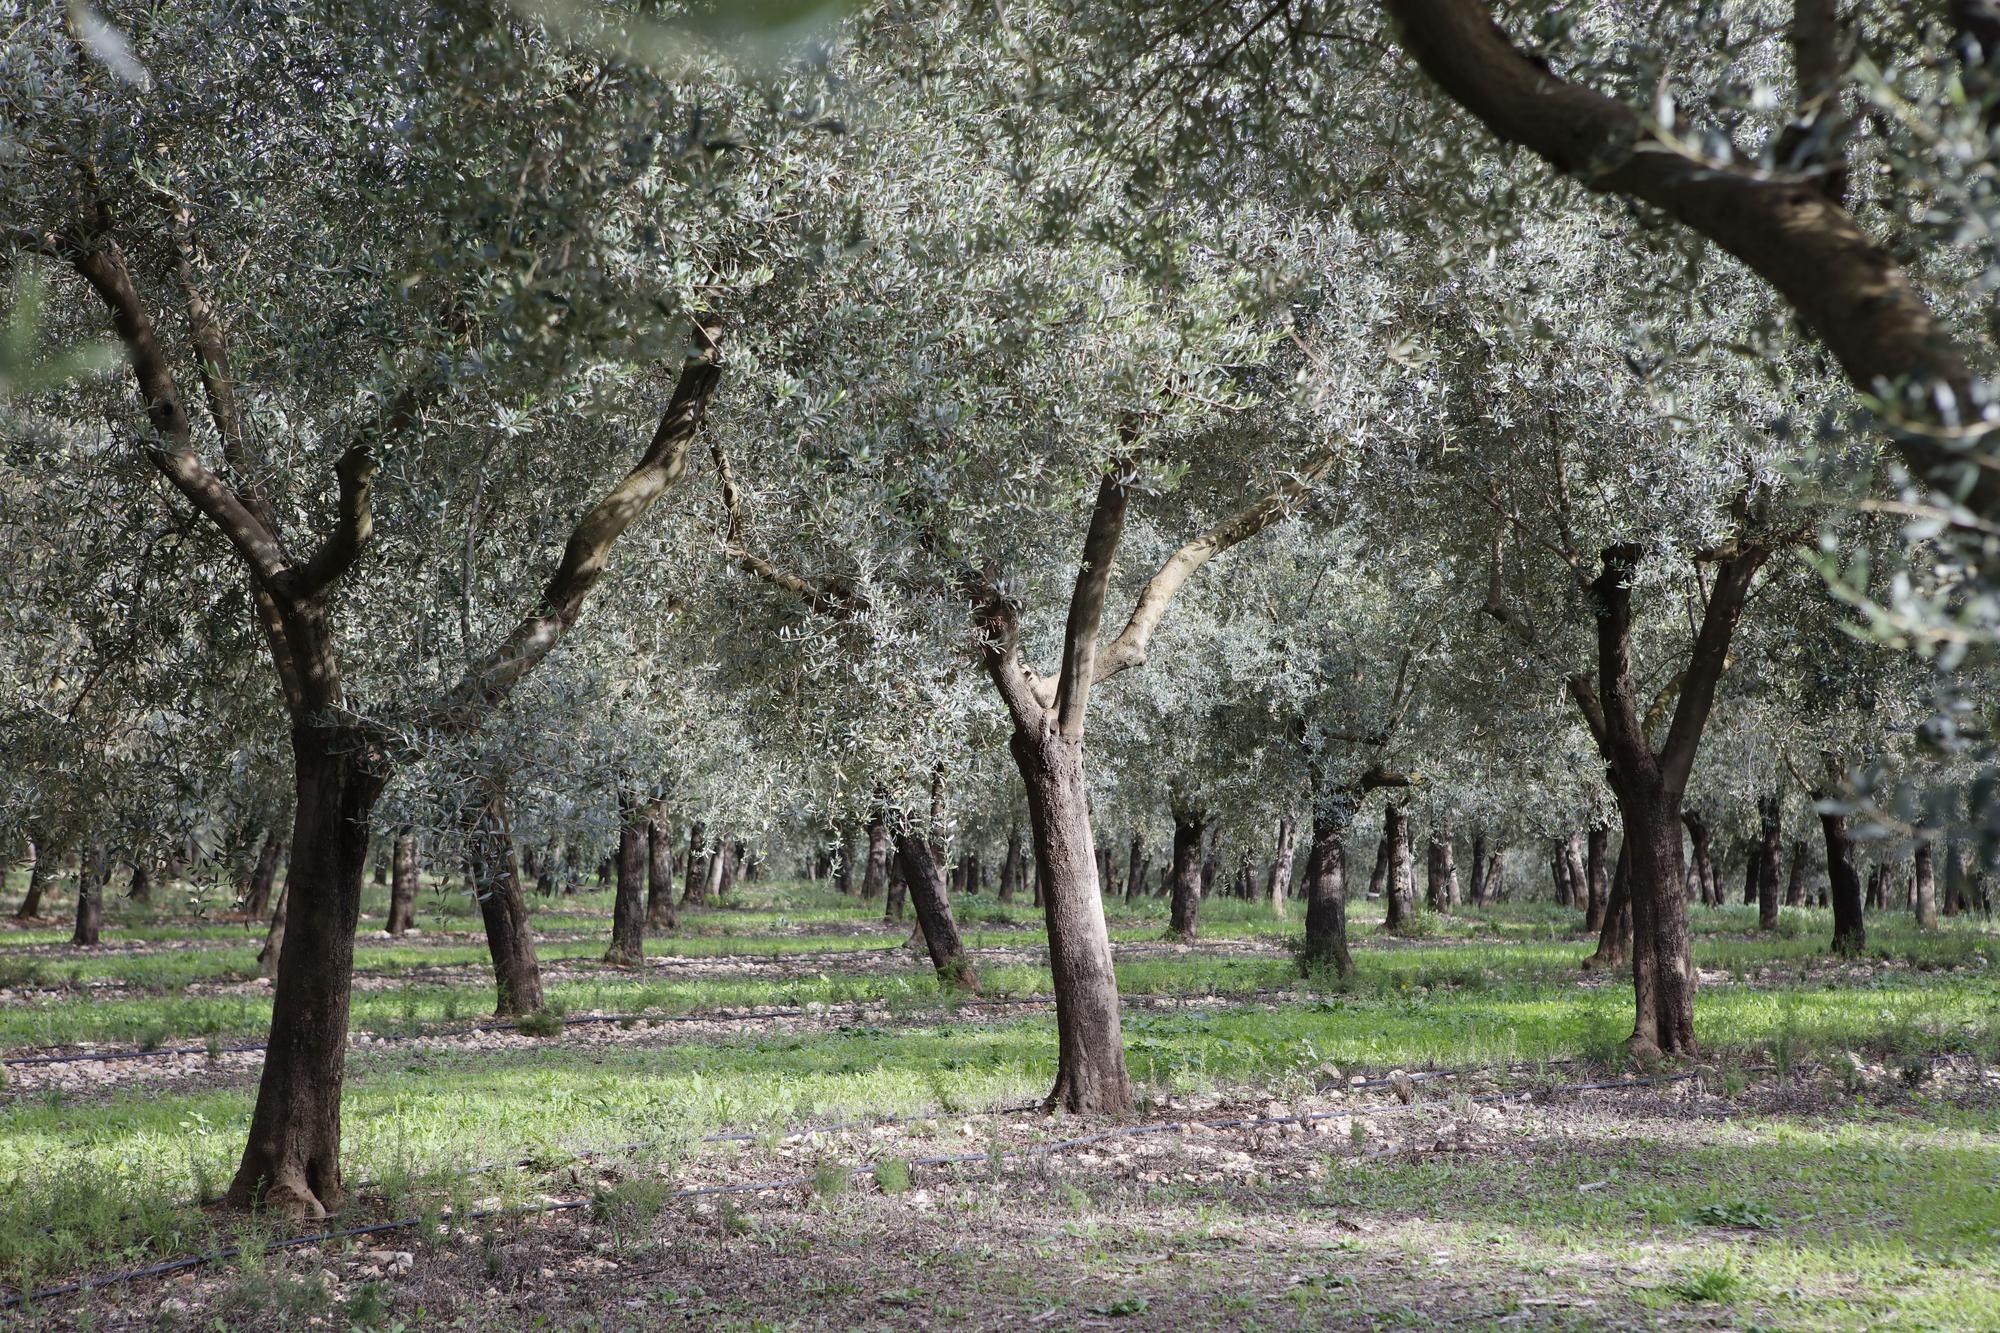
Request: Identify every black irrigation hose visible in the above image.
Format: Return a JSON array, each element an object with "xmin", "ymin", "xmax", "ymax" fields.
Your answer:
[{"xmin": 0, "ymin": 1067, "xmax": 1710, "ymax": 1312}]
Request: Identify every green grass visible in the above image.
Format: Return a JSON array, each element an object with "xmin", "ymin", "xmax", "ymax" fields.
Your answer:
[{"xmin": 3, "ymin": 876, "xmax": 1997, "ymax": 1318}]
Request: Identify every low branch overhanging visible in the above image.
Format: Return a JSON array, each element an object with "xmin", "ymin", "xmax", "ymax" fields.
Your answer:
[{"xmin": 1385, "ymin": 0, "xmax": 2000, "ymax": 516}]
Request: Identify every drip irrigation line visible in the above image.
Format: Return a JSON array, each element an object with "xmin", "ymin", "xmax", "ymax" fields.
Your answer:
[{"xmin": 0, "ymin": 1066, "xmax": 1713, "ymax": 1312}]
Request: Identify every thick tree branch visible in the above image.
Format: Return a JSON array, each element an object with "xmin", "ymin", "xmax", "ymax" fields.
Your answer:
[
  {"xmin": 1054, "ymin": 465, "xmax": 1132, "ymax": 739},
  {"xmin": 1386, "ymin": 0, "xmax": 1993, "ymax": 511},
  {"xmin": 435, "ymin": 321, "xmax": 722, "ymax": 730},
  {"xmin": 68, "ymin": 238, "xmax": 293, "ymax": 591},
  {"xmin": 1590, "ymin": 543, "xmax": 1654, "ymax": 783},
  {"xmin": 1094, "ymin": 448, "xmax": 1335, "ymax": 685},
  {"xmin": 1658, "ymin": 543, "xmax": 1769, "ymax": 790}
]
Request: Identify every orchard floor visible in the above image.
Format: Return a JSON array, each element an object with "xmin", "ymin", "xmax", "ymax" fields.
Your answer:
[{"xmin": 2, "ymin": 874, "xmax": 1998, "ymax": 1330}]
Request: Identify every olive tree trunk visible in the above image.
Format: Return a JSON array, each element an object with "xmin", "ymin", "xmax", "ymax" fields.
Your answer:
[
  {"xmin": 1300, "ymin": 800, "xmax": 1356, "ymax": 977},
  {"xmin": 647, "ymin": 807, "xmax": 679, "ymax": 931},
  {"xmin": 605, "ymin": 797, "xmax": 648, "ymax": 967},
  {"xmin": 467, "ymin": 793, "xmax": 544, "ymax": 1016},
  {"xmin": 71, "ymin": 841, "xmax": 107, "ymax": 946},
  {"xmin": 1167, "ymin": 808, "xmax": 1205, "ymax": 943},
  {"xmin": 1382, "ymin": 804, "xmax": 1416, "ymax": 933},
  {"xmin": 893, "ymin": 832, "xmax": 978, "ymax": 990},
  {"xmin": 386, "ymin": 830, "xmax": 417, "ymax": 935}
]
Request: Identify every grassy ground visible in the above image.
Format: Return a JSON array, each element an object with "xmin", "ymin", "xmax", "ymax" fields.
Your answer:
[{"xmin": 3, "ymin": 870, "xmax": 1997, "ymax": 1328}]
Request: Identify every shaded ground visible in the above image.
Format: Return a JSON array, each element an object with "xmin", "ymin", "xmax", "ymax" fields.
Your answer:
[{"xmin": 11, "ymin": 1067, "xmax": 1997, "ymax": 1330}]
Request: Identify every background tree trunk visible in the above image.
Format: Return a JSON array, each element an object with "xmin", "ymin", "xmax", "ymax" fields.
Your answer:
[
  {"xmin": 1300, "ymin": 801, "xmax": 1355, "ymax": 976},
  {"xmin": 1583, "ymin": 846, "xmax": 1632, "ymax": 970},
  {"xmin": 258, "ymin": 883, "xmax": 288, "ymax": 980},
  {"xmin": 14, "ymin": 844, "xmax": 50, "ymax": 920},
  {"xmin": 884, "ymin": 850, "xmax": 907, "ymax": 920},
  {"xmin": 1785, "ymin": 839, "xmax": 1809, "ymax": 909},
  {"xmin": 1469, "ymin": 830, "xmax": 1490, "ymax": 905},
  {"xmin": 1679, "ymin": 812, "xmax": 1715, "ymax": 907},
  {"xmin": 998, "ymin": 823, "xmax": 1021, "ymax": 903},
  {"xmin": 71, "ymin": 841, "xmax": 107, "ymax": 947},
  {"xmin": 387, "ymin": 829, "xmax": 417, "ymax": 935},
  {"xmin": 1127, "ymin": 830, "xmax": 1147, "ymax": 904},
  {"xmin": 1168, "ymin": 809, "xmax": 1205, "ymax": 943},
  {"xmin": 1914, "ymin": 838, "xmax": 1938, "ymax": 929},
  {"xmin": 1483, "ymin": 848, "xmax": 1504, "ymax": 902},
  {"xmin": 126, "ymin": 857, "xmax": 153, "ymax": 904},
  {"xmin": 893, "ymin": 833, "xmax": 978, "ymax": 990},
  {"xmin": 647, "ymin": 808, "xmax": 679, "ymax": 931},
  {"xmin": 468, "ymin": 793, "xmax": 544, "ymax": 1015},
  {"xmin": 1824, "ymin": 810, "xmax": 1866, "ymax": 955},
  {"xmin": 1756, "ymin": 793, "xmax": 1783, "ymax": 931},
  {"xmin": 1562, "ymin": 832, "xmax": 1586, "ymax": 918},
  {"xmin": 1264, "ymin": 808, "xmax": 1296, "ymax": 912},
  {"xmin": 1368, "ymin": 824, "xmax": 1392, "ymax": 900},
  {"xmin": 1383, "ymin": 804, "xmax": 1416, "ymax": 933},
  {"xmin": 681, "ymin": 821, "xmax": 709, "ymax": 907},
  {"xmin": 605, "ymin": 798, "xmax": 648, "ymax": 967},
  {"xmin": 1585, "ymin": 825, "xmax": 1610, "ymax": 932},
  {"xmin": 243, "ymin": 826, "xmax": 287, "ymax": 919}
]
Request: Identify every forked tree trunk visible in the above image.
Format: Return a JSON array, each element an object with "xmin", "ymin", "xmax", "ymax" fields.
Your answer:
[
  {"xmin": 605, "ymin": 799, "xmax": 648, "ymax": 967},
  {"xmin": 387, "ymin": 830, "xmax": 417, "ymax": 935},
  {"xmin": 226, "ymin": 727, "xmax": 387, "ymax": 1216},
  {"xmin": 1300, "ymin": 800, "xmax": 1355, "ymax": 977},
  {"xmin": 1383, "ymin": 804, "xmax": 1416, "ymax": 933},
  {"xmin": 893, "ymin": 833, "xmax": 977, "ymax": 990},
  {"xmin": 1823, "ymin": 809, "xmax": 1866, "ymax": 955},
  {"xmin": 1756, "ymin": 793, "xmax": 1783, "ymax": 931},
  {"xmin": 1167, "ymin": 809, "xmax": 1205, "ymax": 942},
  {"xmin": 1011, "ymin": 726, "xmax": 1132, "ymax": 1113},
  {"xmin": 1584, "ymin": 846, "xmax": 1631, "ymax": 970},
  {"xmin": 1585, "ymin": 825, "xmax": 1610, "ymax": 931},
  {"xmin": 467, "ymin": 793, "xmax": 544, "ymax": 1016},
  {"xmin": 14, "ymin": 846, "xmax": 50, "ymax": 920},
  {"xmin": 647, "ymin": 809, "xmax": 679, "ymax": 931},
  {"xmin": 862, "ymin": 815, "xmax": 889, "ymax": 901},
  {"xmin": 998, "ymin": 823, "xmax": 1021, "ymax": 903},
  {"xmin": 243, "ymin": 825, "xmax": 287, "ymax": 919},
  {"xmin": 71, "ymin": 841, "xmax": 107, "ymax": 946},
  {"xmin": 681, "ymin": 821, "xmax": 708, "ymax": 907},
  {"xmin": 1785, "ymin": 839, "xmax": 1808, "ymax": 909},
  {"xmin": 1914, "ymin": 838, "xmax": 1938, "ymax": 929},
  {"xmin": 1482, "ymin": 849, "xmax": 1504, "ymax": 901},
  {"xmin": 1561, "ymin": 832, "xmax": 1586, "ymax": 917}
]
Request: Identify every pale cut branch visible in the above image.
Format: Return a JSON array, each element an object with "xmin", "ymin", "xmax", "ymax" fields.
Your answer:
[{"xmin": 1093, "ymin": 448, "xmax": 1336, "ymax": 686}]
